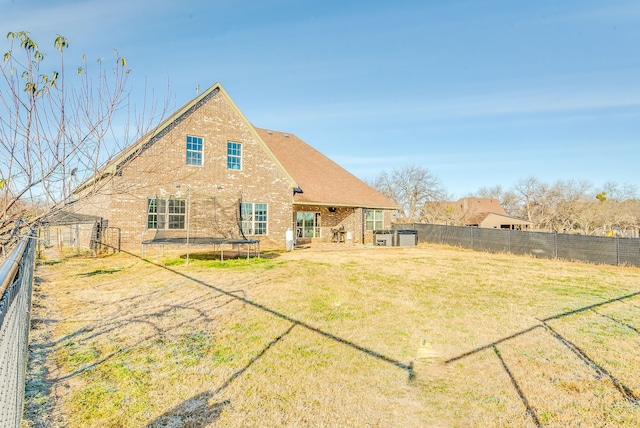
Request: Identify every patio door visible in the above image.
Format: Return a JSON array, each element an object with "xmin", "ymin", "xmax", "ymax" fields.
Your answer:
[{"xmin": 296, "ymin": 212, "xmax": 320, "ymax": 238}]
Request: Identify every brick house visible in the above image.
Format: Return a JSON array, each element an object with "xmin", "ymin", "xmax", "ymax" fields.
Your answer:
[{"xmin": 72, "ymin": 82, "xmax": 397, "ymax": 252}]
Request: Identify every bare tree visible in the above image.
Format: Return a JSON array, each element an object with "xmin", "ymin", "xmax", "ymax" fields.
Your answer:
[
  {"xmin": 500, "ymin": 190, "xmax": 520, "ymax": 217},
  {"xmin": 593, "ymin": 182, "xmax": 640, "ymax": 236},
  {"xmin": 474, "ymin": 185, "xmax": 504, "ymax": 200},
  {"xmin": 0, "ymin": 31, "xmax": 160, "ymax": 253},
  {"xmin": 509, "ymin": 176, "xmax": 549, "ymax": 226},
  {"xmin": 458, "ymin": 175, "xmax": 640, "ymax": 235},
  {"xmin": 550, "ymin": 180, "xmax": 592, "ymax": 233},
  {"xmin": 470, "ymin": 185, "xmax": 522, "ymax": 217},
  {"xmin": 371, "ymin": 165, "xmax": 448, "ymax": 222},
  {"xmin": 598, "ymin": 181, "xmax": 638, "ymax": 202}
]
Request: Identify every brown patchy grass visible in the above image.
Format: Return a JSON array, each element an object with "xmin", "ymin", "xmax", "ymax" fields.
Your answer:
[{"xmin": 24, "ymin": 243, "xmax": 640, "ymax": 427}]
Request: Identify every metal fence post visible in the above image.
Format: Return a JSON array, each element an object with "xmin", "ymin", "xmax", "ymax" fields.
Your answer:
[{"xmin": 470, "ymin": 227, "xmax": 474, "ymax": 249}]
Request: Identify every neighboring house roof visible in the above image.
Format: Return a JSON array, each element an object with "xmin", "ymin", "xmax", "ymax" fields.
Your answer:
[
  {"xmin": 467, "ymin": 212, "xmax": 533, "ymax": 227},
  {"xmin": 434, "ymin": 197, "xmax": 531, "ymax": 228},
  {"xmin": 465, "ymin": 212, "xmax": 492, "ymax": 225},
  {"xmin": 43, "ymin": 210, "xmax": 103, "ymax": 225},
  {"xmin": 458, "ymin": 198, "xmax": 506, "ymax": 216},
  {"xmin": 256, "ymin": 128, "xmax": 397, "ymax": 209}
]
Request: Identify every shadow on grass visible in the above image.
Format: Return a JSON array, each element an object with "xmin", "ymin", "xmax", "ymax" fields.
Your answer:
[
  {"xmin": 107, "ymin": 248, "xmax": 414, "ymax": 378},
  {"xmin": 593, "ymin": 309, "xmax": 640, "ymax": 335},
  {"xmin": 36, "ymin": 258, "xmax": 65, "ymax": 266},
  {"xmin": 493, "ymin": 346, "xmax": 541, "ymax": 428},
  {"xmin": 36, "ymin": 248, "xmax": 412, "ymax": 425},
  {"xmin": 146, "ymin": 392, "xmax": 230, "ymax": 427},
  {"xmin": 538, "ymin": 319, "xmax": 639, "ymax": 404},
  {"xmin": 138, "ymin": 254, "xmax": 415, "ymax": 379},
  {"xmin": 146, "ymin": 324, "xmax": 296, "ymax": 427},
  {"xmin": 446, "ymin": 291, "xmax": 640, "ymax": 425},
  {"xmin": 446, "ymin": 291, "xmax": 640, "ymax": 364},
  {"xmin": 44, "ymin": 291, "xmax": 241, "ymax": 383},
  {"xmin": 76, "ymin": 267, "xmax": 124, "ymax": 277}
]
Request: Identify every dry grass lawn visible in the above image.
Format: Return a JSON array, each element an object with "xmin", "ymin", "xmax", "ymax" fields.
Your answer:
[{"xmin": 24, "ymin": 243, "xmax": 640, "ymax": 427}]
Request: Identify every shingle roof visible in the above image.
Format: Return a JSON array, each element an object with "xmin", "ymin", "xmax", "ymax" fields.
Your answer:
[
  {"xmin": 458, "ymin": 198, "xmax": 507, "ymax": 216},
  {"xmin": 466, "ymin": 212, "xmax": 533, "ymax": 227},
  {"xmin": 256, "ymin": 128, "xmax": 397, "ymax": 209},
  {"xmin": 43, "ymin": 210, "xmax": 103, "ymax": 225}
]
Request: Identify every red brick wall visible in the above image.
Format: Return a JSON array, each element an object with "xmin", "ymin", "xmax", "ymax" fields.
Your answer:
[
  {"xmin": 75, "ymin": 91, "xmax": 293, "ymax": 253},
  {"xmin": 293, "ymin": 206, "xmax": 393, "ymax": 245}
]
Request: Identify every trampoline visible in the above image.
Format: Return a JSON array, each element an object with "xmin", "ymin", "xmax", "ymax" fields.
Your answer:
[
  {"xmin": 141, "ymin": 236, "xmax": 260, "ymax": 262},
  {"xmin": 141, "ymin": 190, "xmax": 262, "ymax": 264}
]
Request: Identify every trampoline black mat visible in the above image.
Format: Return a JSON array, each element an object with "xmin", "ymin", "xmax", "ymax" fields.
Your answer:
[{"xmin": 141, "ymin": 237, "xmax": 259, "ymax": 246}]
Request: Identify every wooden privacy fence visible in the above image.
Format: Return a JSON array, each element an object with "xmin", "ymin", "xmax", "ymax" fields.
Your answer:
[{"xmin": 394, "ymin": 223, "xmax": 640, "ymax": 267}]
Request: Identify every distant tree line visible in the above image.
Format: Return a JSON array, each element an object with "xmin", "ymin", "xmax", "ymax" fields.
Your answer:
[{"xmin": 370, "ymin": 166, "xmax": 640, "ymax": 237}]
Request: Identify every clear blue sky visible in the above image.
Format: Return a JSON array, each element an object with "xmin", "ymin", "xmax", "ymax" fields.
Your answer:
[{"xmin": 2, "ymin": 0, "xmax": 639, "ymax": 198}]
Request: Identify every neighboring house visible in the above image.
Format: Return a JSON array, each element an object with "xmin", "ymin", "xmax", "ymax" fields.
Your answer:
[
  {"xmin": 457, "ymin": 198, "xmax": 532, "ymax": 230},
  {"xmin": 426, "ymin": 197, "xmax": 532, "ymax": 230},
  {"xmin": 71, "ymin": 82, "xmax": 397, "ymax": 252},
  {"xmin": 465, "ymin": 212, "xmax": 533, "ymax": 230}
]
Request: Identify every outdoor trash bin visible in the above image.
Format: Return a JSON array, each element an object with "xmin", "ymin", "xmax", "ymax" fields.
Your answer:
[
  {"xmin": 396, "ymin": 229, "xmax": 418, "ymax": 246},
  {"xmin": 373, "ymin": 230, "xmax": 394, "ymax": 246}
]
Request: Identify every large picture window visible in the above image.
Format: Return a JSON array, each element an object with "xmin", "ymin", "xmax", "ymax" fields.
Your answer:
[
  {"xmin": 365, "ymin": 209, "xmax": 384, "ymax": 231},
  {"xmin": 186, "ymin": 135, "xmax": 203, "ymax": 166},
  {"xmin": 147, "ymin": 198, "xmax": 186, "ymax": 230},
  {"xmin": 227, "ymin": 141, "xmax": 242, "ymax": 170},
  {"xmin": 241, "ymin": 203, "xmax": 267, "ymax": 235}
]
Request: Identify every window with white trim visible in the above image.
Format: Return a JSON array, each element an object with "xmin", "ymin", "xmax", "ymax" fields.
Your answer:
[
  {"xmin": 227, "ymin": 141, "xmax": 242, "ymax": 170},
  {"xmin": 365, "ymin": 209, "xmax": 384, "ymax": 231},
  {"xmin": 241, "ymin": 203, "xmax": 267, "ymax": 235},
  {"xmin": 186, "ymin": 135, "xmax": 203, "ymax": 166},
  {"xmin": 147, "ymin": 198, "xmax": 186, "ymax": 230}
]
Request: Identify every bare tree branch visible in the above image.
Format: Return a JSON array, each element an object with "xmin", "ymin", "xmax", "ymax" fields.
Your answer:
[
  {"xmin": 0, "ymin": 31, "xmax": 168, "ymax": 252},
  {"xmin": 371, "ymin": 165, "xmax": 448, "ymax": 222}
]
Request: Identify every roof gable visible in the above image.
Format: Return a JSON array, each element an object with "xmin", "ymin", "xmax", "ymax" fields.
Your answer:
[
  {"xmin": 76, "ymin": 82, "xmax": 297, "ymax": 192},
  {"xmin": 257, "ymin": 128, "xmax": 396, "ymax": 209}
]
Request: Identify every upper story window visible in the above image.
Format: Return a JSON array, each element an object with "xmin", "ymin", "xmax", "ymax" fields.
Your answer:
[
  {"xmin": 227, "ymin": 141, "xmax": 242, "ymax": 170},
  {"xmin": 365, "ymin": 209, "xmax": 384, "ymax": 231},
  {"xmin": 186, "ymin": 135, "xmax": 203, "ymax": 166}
]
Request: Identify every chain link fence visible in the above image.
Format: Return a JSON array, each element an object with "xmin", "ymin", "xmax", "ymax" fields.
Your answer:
[
  {"xmin": 394, "ymin": 223, "xmax": 640, "ymax": 267},
  {"xmin": 0, "ymin": 234, "xmax": 36, "ymax": 428}
]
